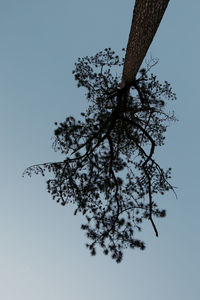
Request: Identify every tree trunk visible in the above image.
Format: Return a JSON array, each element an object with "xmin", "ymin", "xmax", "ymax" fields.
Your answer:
[{"xmin": 121, "ymin": 0, "xmax": 170, "ymax": 88}]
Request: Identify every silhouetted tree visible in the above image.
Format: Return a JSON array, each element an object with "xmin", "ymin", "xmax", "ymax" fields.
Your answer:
[{"xmin": 24, "ymin": 48, "xmax": 177, "ymax": 262}]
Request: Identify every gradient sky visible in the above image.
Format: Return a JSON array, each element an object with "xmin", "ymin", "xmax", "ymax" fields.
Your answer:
[{"xmin": 0, "ymin": 0, "xmax": 199, "ymax": 299}]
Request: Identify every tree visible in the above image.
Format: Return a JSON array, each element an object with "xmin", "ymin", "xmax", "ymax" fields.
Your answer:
[{"xmin": 24, "ymin": 1, "xmax": 176, "ymax": 262}]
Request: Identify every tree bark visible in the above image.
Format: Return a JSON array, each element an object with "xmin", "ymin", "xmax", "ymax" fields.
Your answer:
[{"xmin": 121, "ymin": 0, "xmax": 170, "ymax": 88}]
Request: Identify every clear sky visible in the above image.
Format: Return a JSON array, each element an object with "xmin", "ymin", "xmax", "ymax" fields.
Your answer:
[{"xmin": 0, "ymin": 0, "xmax": 199, "ymax": 299}]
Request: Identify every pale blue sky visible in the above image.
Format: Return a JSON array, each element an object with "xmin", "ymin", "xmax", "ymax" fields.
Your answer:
[{"xmin": 0, "ymin": 1, "xmax": 199, "ymax": 299}]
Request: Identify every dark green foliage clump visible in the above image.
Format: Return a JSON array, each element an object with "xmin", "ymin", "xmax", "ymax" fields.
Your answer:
[{"xmin": 24, "ymin": 48, "xmax": 177, "ymax": 263}]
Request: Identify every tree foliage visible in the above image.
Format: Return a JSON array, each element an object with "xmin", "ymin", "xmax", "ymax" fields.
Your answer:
[{"xmin": 24, "ymin": 48, "xmax": 177, "ymax": 263}]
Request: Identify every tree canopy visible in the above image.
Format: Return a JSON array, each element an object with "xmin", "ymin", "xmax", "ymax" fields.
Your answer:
[{"xmin": 24, "ymin": 48, "xmax": 177, "ymax": 262}]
